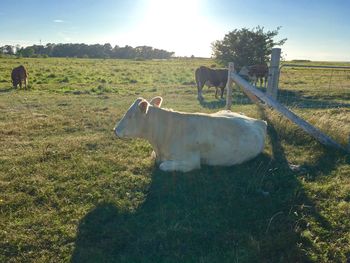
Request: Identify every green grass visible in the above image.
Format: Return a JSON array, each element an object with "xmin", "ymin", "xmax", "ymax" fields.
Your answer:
[
  {"xmin": 0, "ymin": 57, "xmax": 349, "ymax": 262},
  {"xmin": 279, "ymin": 61, "xmax": 350, "ymax": 105},
  {"xmin": 278, "ymin": 61, "xmax": 350, "ymax": 146}
]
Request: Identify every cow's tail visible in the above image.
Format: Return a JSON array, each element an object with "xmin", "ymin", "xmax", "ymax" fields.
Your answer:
[
  {"xmin": 24, "ymin": 68, "xmax": 28, "ymax": 88},
  {"xmin": 257, "ymin": 120, "xmax": 267, "ymax": 136},
  {"xmin": 255, "ymin": 120, "xmax": 268, "ymax": 153},
  {"xmin": 195, "ymin": 69, "xmax": 200, "ymax": 86}
]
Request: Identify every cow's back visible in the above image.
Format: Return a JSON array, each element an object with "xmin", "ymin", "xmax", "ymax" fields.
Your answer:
[
  {"xmin": 207, "ymin": 68, "xmax": 227, "ymax": 85},
  {"xmin": 196, "ymin": 66, "xmax": 227, "ymax": 85},
  {"xmin": 249, "ymin": 64, "xmax": 268, "ymax": 78},
  {"xmin": 187, "ymin": 112, "xmax": 267, "ymax": 165}
]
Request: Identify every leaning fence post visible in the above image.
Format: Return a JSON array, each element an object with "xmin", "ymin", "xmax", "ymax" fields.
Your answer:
[
  {"xmin": 267, "ymin": 48, "xmax": 281, "ymax": 99},
  {"xmin": 226, "ymin": 62, "xmax": 234, "ymax": 110}
]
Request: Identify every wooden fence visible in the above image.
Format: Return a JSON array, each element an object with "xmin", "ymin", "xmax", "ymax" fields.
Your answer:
[{"xmin": 225, "ymin": 48, "xmax": 349, "ymax": 153}]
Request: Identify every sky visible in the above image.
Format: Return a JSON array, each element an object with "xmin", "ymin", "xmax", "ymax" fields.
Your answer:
[{"xmin": 0, "ymin": 0, "xmax": 349, "ymax": 61}]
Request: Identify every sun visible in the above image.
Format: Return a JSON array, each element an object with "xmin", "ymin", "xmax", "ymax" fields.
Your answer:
[
  {"xmin": 135, "ymin": 0, "xmax": 215, "ymax": 56},
  {"xmin": 142, "ymin": 0, "xmax": 201, "ymax": 37}
]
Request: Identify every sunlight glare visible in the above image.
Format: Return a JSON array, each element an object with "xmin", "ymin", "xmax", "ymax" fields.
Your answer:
[{"xmin": 134, "ymin": 0, "xmax": 221, "ymax": 57}]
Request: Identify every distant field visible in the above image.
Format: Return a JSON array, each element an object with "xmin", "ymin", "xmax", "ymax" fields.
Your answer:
[{"xmin": 0, "ymin": 57, "xmax": 349, "ymax": 262}]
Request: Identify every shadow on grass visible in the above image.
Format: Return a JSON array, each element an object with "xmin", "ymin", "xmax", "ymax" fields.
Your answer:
[
  {"xmin": 198, "ymin": 98, "xmax": 226, "ymax": 109},
  {"xmin": 0, "ymin": 87, "xmax": 15, "ymax": 93},
  {"xmin": 277, "ymin": 89, "xmax": 350, "ymax": 109},
  {"xmin": 0, "ymin": 87, "xmax": 32, "ymax": 93},
  {"xmin": 72, "ymin": 109, "xmax": 343, "ymax": 262}
]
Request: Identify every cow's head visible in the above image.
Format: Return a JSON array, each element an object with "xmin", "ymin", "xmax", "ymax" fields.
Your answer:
[
  {"xmin": 239, "ymin": 66, "xmax": 249, "ymax": 77},
  {"xmin": 12, "ymin": 78, "xmax": 19, "ymax": 87},
  {"xmin": 114, "ymin": 96, "xmax": 163, "ymax": 138}
]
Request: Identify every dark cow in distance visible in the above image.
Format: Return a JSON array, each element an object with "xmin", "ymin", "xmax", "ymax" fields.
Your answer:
[
  {"xmin": 195, "ymin": 66, "xmax": 228, "ymax": 100},
  {"xmin": 239, "ymin": 63, "xmax": 268, "ymax": 88},
  {"xmin": 11, "ymin": 65, "xmax": 28, "ymax": 89}
]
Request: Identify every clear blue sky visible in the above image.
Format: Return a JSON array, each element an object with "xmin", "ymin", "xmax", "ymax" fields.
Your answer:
[{"xmin": 1, "ymin": 0, "xmax": 349, "ymax": 61}]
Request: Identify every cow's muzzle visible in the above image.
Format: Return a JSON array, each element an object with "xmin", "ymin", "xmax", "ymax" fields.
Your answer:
[
  {"xmin": 114, "ymin": 127, "xmax": 121, "ymax": 138},
  {"xmin": 114, "ymin": 127, "xmax": 129, "ymax": 141}
]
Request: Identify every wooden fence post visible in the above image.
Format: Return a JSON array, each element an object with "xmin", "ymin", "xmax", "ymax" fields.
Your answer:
[
  {"xmin": 226, "ymin": 62, "xmax": 234, "ymax": 110},
  {"xmin": 267, "ymin": 48, "xmax": 281, "ymax": 99}
]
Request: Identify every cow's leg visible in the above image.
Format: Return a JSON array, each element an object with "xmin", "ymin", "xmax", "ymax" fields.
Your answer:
[
  {"xmin": 251, "ymin": 76, "xmax": 256, "ymax": 86},
  {"xmin": 151, "ymin": 150, "xmax": 157, "ymax": 159},
  {"xmin": 220, "ymin": 86, "xmax": 225, "ymax": 99},
  {"xmin": 19, "ymin": 80, "xmax": 22, "ymax": 89},
  {"xmin": 215, "ymin": 87, "xmax": 218, "ymax": 98},
  {"xmin": 152, "ymin": 150, "xmax": 164, "ymax": 165},
  {"xmin": 197, "ymin": 81, "xmax": 204, "ymax": 100},
  {"xmin": 159, "ymin": 154, "xmax": 200, "ymax": 172}
]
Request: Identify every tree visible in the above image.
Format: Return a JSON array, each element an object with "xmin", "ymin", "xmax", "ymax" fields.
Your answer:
[
  {"xmin": 21, "ymin": 47, "xmax": 35, "ymax": 57},
  {"xmin": 4, "ymin": 45, "xmax": 15, "ymax": 55},
  {"xmin": 212, "ymin": 26, "xmax": 287, "ymax": 68},
  {"xmin": 102, "ymin": 43, "xmax": 112, "ymax": 58}
]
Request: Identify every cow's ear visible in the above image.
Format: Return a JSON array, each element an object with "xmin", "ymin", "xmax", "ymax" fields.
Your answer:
[
  {"xmin": 150, "ymin": 96, "xmax": 163, "ymax": 108},
  {"xmin": 138, "ymin": 100, "xmax": 149, "ymax": 114}
]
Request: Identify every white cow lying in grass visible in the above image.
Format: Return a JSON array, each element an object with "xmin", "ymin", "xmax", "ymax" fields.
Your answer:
[{"xmin": 114, "ymin": 96, "xmax": 267, "ymax": 172}]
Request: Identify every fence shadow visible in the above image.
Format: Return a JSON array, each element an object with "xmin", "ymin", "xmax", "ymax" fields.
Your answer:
[
  {"xmin": 71, "ymin": 109, "xmax": 343, "ymax": 262},
  {"xmin": 260, "ymin": 108, "xmax": 344, "ymax": 234},
  {"xmin": 277, "ymin": 89, "xmax": 350, "ymax": 109},
  {"xmin": 261, "ymin": 104, "xmax": 348, "ymax": 177},
  {"xmin": 221, "ymin": 85, "xmax": 350, "ymax": 109}
]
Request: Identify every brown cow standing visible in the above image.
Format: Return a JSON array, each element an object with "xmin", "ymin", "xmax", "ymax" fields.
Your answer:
[
  {"xmin": 195, "ymin": 66, "xmax": 228, "ymax": 100},
  {"xmin": 239, "ymin": 63, "xmax": 268, "ymax": 88},
  {"xmin": 11, "ymin": 65, "xmax": 28, "ymax": 89}
]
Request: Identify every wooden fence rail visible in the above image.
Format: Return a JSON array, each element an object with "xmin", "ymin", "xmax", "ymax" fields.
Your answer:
[{"xmin": 225, "ymin": 58, "xmax": 348, "ymax": 153}]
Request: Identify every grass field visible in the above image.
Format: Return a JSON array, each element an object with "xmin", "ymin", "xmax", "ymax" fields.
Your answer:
[
  {"xmin": 1, "ymin": 57, "xmax": 349, "ymax": 262},
  {"xmin": 278, "ymin": 63, "xmax": 350, "ymax": 146}
]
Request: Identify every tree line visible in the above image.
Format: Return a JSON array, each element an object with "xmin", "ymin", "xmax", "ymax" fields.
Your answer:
[
  {"xmin": 0, "ymin": 43, "xmax": 174, "ymax": 59},
  {"xmin": 1, "ymin": 27, "xmax": 286, "ymax": 64}
]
